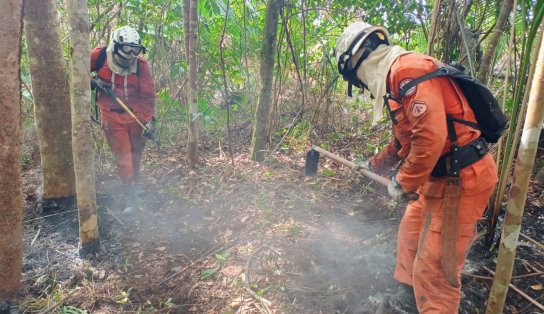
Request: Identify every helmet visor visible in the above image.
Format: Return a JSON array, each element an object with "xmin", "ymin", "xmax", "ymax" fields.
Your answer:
[{"xmin": 120, "ymin": 44, "xmax": 142, "ymax": 56}]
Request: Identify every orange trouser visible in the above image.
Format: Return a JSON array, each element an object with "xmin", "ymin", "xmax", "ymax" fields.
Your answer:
[
  {"xmin": 394, "ymin": 179, "xmax": 494, "ymax": 313},
  {"xmin": 102, "ymin": 118, "xmax": 145, "ymax": 185}
]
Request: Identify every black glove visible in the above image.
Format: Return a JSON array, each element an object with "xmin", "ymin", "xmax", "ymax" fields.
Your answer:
[
  {"xmin": 91, "ymin": 78, "xmax": 115, "ymax": 98},
  {"xmin": 142, "ymin": 117, "xmax": 157, "ymax": 140}
]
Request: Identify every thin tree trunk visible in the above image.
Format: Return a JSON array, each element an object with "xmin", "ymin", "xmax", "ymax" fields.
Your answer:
[
  {"xmin": 250, "ymin": 0, "xmax": 282, "ymax": 162},
  {"xmin": 24, "ymin": 0, "xmax": 76, "ymax": 211},
  {"xmin": 219, "ymin": 0, "xmax": 235, "ymax": 165},
  {"xmin": 486, "ymin": 23, "xmax": 544, "ymax": 314},
  {"xmin": 186, "ymin": 0, "xmax": 199, "ymax": 167},
  {"xmin": 0, "ymin": 0, "xmax": 23, "ymax": 305},
  {"xmin": 65, "ymin": 0, "xmax": 100, "ymax": 256},
  {"xmin": 477, "ymin": 0, "xmax": 514, "ymax": 84},
  {"xmin": 428, "ymin": 0, "xmax": 442, "ymax": 56}
]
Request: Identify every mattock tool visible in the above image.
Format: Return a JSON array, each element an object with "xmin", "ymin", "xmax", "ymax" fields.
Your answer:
[{"xmin": 305, "ymin": 145, "xmax": 391, "ymax": 187}]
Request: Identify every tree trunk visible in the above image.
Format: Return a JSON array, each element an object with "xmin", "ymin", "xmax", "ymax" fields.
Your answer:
[
  {"xmin": 186, "ymin": 0, "xmax": 199, "ymax": 167},
  {"xmin": 250, "ymin": 0, "xmax": 282, "ymax": 162},
  {"xmin": 65, "ymin": 0, "xmax": 100, "ymax": 256},
  {"xmin": 0, "ymin": 0, "xmax": 23, "ymax": 305},
  {"xmin": 486, "ymin": 22, "xmax": 544, "ymax": 314},
  {"xmin": 24, "ymin": 0, "xmax": 76, "ymax": 212},
  {"xmin": 477, "ymin": 0, "xmax": 514, "ymax": 84},
  {"xmin": 427, "ymin": 0, "xmax": 443, "ymax": 56}
]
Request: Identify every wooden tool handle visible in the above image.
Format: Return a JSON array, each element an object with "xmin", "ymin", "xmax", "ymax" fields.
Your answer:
[
  {"xmin": 114, "ymin": 97, "xmax": 148, "ymax": 130},
  {"xmin": 312, "ymin": 146, "xmax": 391, "ymax": 187}
]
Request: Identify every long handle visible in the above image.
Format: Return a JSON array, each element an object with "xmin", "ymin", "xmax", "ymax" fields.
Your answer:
[
  {"xmin": 312, "ymin": 146, "xmax": 391, "ymax": 187},
  {"xmin": 114, "ymin": 97, "xmax": 148, "ymax": 131}
]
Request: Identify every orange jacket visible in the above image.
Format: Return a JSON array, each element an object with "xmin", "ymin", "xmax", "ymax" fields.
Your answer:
[
  {"xmin": 90, "ymin": 45, "xmax": 156, "ymax": 124},
  {"xmin": 370, "ymin": 53, "xmax": 497, "ymax": 195}
]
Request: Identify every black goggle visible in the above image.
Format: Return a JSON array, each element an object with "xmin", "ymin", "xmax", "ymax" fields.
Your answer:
[{"xmin": 120, "ymin": 44, "xmax": 143, "ymax": 56}]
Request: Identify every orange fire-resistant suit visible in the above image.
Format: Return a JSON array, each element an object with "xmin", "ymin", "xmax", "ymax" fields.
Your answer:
[
  {"xmin": 91, "ymin": 46, "xmax": 156, "ymax": 185},
  {"xmin": 369, "ymin": 53, "xmax": 498, "ymax": 313}
]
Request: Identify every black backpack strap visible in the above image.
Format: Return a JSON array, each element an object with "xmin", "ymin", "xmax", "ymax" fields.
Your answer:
[
  {"xmin": 95, "ymin": 46, "xmax": 108, "ymax": 72},
  {"xmin": 448, "ymin": 117, "xmax": 481, "ymax": 131},
  {"xmin": 384, "ymin": 95, "xmax": 399, "ymax": 125},
  {"xmin": 446, "ymin": 115, "xmax": 458, "ymax": 142},
  {"xmin": 397, "ymin": 67, "xmax": 450, "ymax": 99}
]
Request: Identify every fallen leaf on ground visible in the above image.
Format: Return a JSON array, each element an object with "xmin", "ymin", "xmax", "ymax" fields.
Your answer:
[{"xmin": 221, "ymin": 265, "xmax": 243, "ymax": 277}]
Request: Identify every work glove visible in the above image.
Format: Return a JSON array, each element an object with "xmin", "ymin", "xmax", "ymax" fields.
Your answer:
[
  {"xmin": 142, "ymin": 117, "xmax": 157, "ymax": 140},
  {"xmin": 91, "ymin": 78, "xmax": 115, "ymax": 98},
  {"xmin": 387, "ymin": 174, "xmax": 419, "ymax": 202}
]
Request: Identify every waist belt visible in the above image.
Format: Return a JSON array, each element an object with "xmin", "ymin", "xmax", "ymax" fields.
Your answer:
[
  {"xmin": 110, "ymin": 108, "xmax": 131, "ymax": 114},
  {"xmin": 431, "ymin": 138, "xmax": 489, "ymax": 177}
]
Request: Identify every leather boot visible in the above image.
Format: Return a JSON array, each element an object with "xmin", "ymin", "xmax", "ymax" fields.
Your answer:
[{"xmin": 376, "ymin": 284, "xmax": 418, "ymax": 314}]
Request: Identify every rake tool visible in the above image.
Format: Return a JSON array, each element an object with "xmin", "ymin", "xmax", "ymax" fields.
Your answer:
[{"xmin": 305, "ymin": 146, "xmax": 390, "ymax": 186}]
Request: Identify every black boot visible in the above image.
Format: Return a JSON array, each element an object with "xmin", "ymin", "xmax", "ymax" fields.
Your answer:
[{"xmin": 376, "ymin": 284, "xmax": 418, "ymax": 314}]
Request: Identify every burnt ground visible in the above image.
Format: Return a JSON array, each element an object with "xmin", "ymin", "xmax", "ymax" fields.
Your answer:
[{"xmin": 18, "ymin": 144, "xmax": 544, "ymax": 314}]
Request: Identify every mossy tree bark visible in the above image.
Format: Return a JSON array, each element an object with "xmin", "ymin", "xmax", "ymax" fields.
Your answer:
[
  {"xmin": 250, "ymin": 0, "xmax": 282, "ymax": 162},
  {"xmin": 486, "ymin": 23, "xmax": 544, "ymax": 314},
  {"xmin": 0, "ymin": 0, "xmax": 24, "ymax": 305},
  {"xmin": 65, "ymin": 0, "xmax": 100, "ymax": 256},
  {"xmin": 24, "ymin": 0, "xmax": 76, "ymax": 211}
]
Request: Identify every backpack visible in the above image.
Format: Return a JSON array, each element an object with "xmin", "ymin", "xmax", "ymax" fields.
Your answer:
[{"xmin": 394, "ymin": 64, "xmax": 508, "ymax": 143}]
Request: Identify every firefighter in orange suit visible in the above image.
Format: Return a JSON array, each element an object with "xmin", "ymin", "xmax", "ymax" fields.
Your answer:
[
  {"xmin": 91, "ymin": 26, "xmax": 156, "ymax": 211},
  {"xmin": 335, "ymin": 22, "xmax": 498, "ymax": 313}
]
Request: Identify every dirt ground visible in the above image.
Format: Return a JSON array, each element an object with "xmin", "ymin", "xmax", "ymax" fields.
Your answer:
[{"xmin": 18, "ymin": 143, "xmax": 544, "ymax": 314}]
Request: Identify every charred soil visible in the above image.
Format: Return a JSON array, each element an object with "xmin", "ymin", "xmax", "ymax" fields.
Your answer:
[{"xmin": 19, "ymin": 144, "xmax": 544, "ymax": 314}]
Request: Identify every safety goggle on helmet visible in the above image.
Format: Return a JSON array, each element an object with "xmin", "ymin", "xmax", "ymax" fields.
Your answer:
[{"xmin": 111, "ymin": 26, "xmax": 146, "ymax": 58}]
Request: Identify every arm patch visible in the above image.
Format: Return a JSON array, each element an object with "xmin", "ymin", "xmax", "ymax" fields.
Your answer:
[{"xmin": 410, "ymin": 101, "xmax": 427, "ymax": 118}]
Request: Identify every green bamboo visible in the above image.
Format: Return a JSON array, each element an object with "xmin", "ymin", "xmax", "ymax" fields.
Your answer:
[
  {"xmin": 486, "ymin": 20, "xmax": 544, "ymax": 313},
  {"xmin": 489, "ymin": 0, "xmax": 544, "ymax": 235}
]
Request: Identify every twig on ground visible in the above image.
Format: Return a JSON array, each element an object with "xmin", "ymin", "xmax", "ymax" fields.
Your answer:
[
  {"xmin": 520, "ymin": 233, "xmax": 544, "ymax": 251},
  {"xmin": 31, "ymin": 228, "xmax": 41, "ymax": 247},
  {"xmin": 105, "ymin": 207, "xmax": 125, "ymax": 226},
  {"xmin": 483, "ymin": 266, "xmax": 544, "ymax": 312},
  {"xmin": 242, "ymin": 244, "xmax": 273, "ymax": 310},
  {"xmin": 463, "ymin": 271, "xmax": 544, "ymax": 280},
  {"xmin": 243, "ymin": 285, "xmax": 272, "ymax": 308},
  {"xmin": 24, "ymin": 210, "xmax": 78, "ymax": 224},
  {"xmin": 39, "ymin": 288, "xmax": 77, "ymax": 314}
]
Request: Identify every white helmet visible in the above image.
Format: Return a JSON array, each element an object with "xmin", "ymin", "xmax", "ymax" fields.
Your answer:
[
  {"xmin": 111, "ymin": 26, "xmax": 145, "ymax": 59},
  {"xmin": 335, "ymin": 22, "xmax": 391, "ymax": 73},
  {"xmin": 335, "ymin": 22, "xmax": 391, "ymax": 96},
  {"xmin": 112, "ymin": 26, "xmax": 141, "ymax": 46}
]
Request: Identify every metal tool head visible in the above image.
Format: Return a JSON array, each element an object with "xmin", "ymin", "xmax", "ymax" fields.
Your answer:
[{"xmin": 304, "ymin": 149, "xmax": 320, "ymax": 176}]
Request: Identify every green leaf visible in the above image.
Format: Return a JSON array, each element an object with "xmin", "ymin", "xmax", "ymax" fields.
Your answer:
[
  {"xmin": 322, "ymin": 169, "xmax": 336, "ymax": 177},
  {"xmin": 201, "ymin": 267, "xmax": 218, "ymax": 280},
  {"xmin": 214, "ymin": 251, "xmax": 230, "ymax": 262}
]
